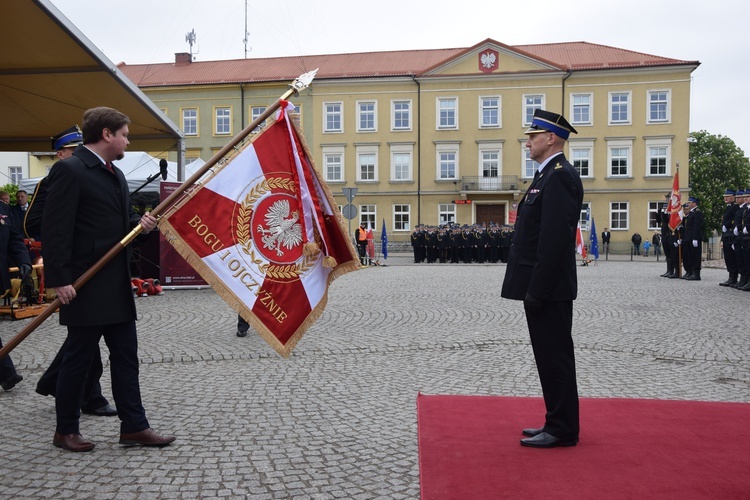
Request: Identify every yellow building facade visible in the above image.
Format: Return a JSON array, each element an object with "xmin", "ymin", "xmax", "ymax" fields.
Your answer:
[{"xmin": 119, "ymin": 39, "xmax": 699, "ymax": 251}]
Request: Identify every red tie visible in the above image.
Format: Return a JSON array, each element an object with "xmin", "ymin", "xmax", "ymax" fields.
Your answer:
[{"xmin": 106, "ymin": 162, "xmax": 114, "ymax": 173}]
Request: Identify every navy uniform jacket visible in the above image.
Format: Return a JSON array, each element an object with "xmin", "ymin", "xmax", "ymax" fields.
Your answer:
[
  {"xmin": 42, "ymin": 145, "xmax": 141, "ymax": 326},
  {"xmin": 684, "ymin": 207, "xmax": 703, "ymax": 242},
  {"xmin": 1, "ymin": 201, "xmax": 31, "ymax": 291},
  {"xmin": 501, "ymin": 153, "xmax": 583, "ymax": 301}
]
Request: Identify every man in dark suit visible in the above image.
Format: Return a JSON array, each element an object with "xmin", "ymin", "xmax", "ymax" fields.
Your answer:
[
  {"xmin": 683, "ymin": 196, "xmax": 704, "ymax": 280},
  {"xmin": 42, "ymin": 107, "xmax": 174, "ymax": 452},
  {"xmin": 501, "ymin": 109, "xmax": 583, "ymax": 448},
  {"xmin": 10, "ymin": 190, "xmax": 29, "ymax": 224},
  {"xmin": 600, "ymin": 227, "xmax": 611, "ymax": 255}
]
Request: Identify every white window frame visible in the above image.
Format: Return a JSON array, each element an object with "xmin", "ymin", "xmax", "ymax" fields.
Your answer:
[
  {"xmin": 568, "ymin": 139, "xmax": 594, "ymax": 178},
  {"xmin": 182, "ymin": 107, "xmax": 198, "ymax": 136},
  {"xmin": 392, "ymin": 99, "xmax": 412, "ymax": 131},
  {"xmin": 522, "ymin": 94, "xmax": 545, "ymax": 126},
  {"xmin": 478, "ymin": 142, "xmax": 502, "ymax": 178},
  {"xmin": 356, "ymin": 145, "xmax": 379, "ymax": 182},
  {"xmin": 479, "ymin": 95, "xmax": 501, "ymax": 129},
  {"xmin": 610, "ymin": 201, "xmax": 629, "ymax": 230},
  {"xmin": 521, "ymin": 143, "xmax": 539, "ymax": 179},
  {"xmin": 323, "ymin": 101, "xmax": 343, "ymax": 133},
  {"xmin": 250, "ymin": 106, "xmax": 267, "ymax": 133},
  {"xmin": 390, "ymin": 143, "xmax": 413, "ymax": 182},
  {"xmin": 570, "ymin": 93, "xmax": 592, "ymax": 126},
  {"xmin": 647, "ymin": 89, "xmax": 671, "ymax": 124},
  {"xmin": 439, "ymin": 203, "xmax": 457, "ymax": 225},
  {"xmin": 9, "ymin": 166, "xmax": 22, "ymax": 185},
  {"xmin": 648, "ymin": 202, "xmax": 661, "ymax": 230},
  {"xmin": 607, "ymin": 139, "xmax": 633, "ymax": 178},
  {"xmin": 360, "ymin": 205, "xmax": 376, "ymax": 229},
  {"xmin": 435, "ymin": 143, "xmax": 459, "ymax": 180},
  {"xmin": 437, "ymin": 97, "xmax": 458, "ymax": 130},
  {"xmin": 357, "ymin": 100, "xmax": 377, "ymax": 132},
  {"xmin": 645, "ymin": 137, "xmax": 672, "ymax": 177},
  {"xmin": 214, "ymin": 106, "xmax": 231, "ymax": 135},
  {"xmin": 609, "ymin": 91, "xmax": 631, "ymax": 125},
  {"xmin": 393, "ymin": 204, "xmax": 411, "ymax": 232},
  {"xmin": 322, "ymin": 146, "xmax": 345, "ymax": 182},
  {"xmin": 580, "ymin": 202, "xmax": 591, "ymax": 231}
]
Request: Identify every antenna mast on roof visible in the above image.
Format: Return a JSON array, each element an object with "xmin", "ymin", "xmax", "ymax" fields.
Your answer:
[
  {"xmin": 243, "ymin": 0, "xmax": 252, "ymax": 58},
  {"xmin": 186, "ymin": 29, "xmax": 197, "ymax": 58}
]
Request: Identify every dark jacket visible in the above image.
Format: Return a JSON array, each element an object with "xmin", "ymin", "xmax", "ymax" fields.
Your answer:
[
  {"xmin": 1, "ymin": 201, "xmax": 31, "ymax": 291},
  {"xmin": 501, "ymin": 153, "xmax": 583, "ymax": 301},
  {"xmin": 41, "ymin": 145, "xmax": 141, "ymax": 326}
]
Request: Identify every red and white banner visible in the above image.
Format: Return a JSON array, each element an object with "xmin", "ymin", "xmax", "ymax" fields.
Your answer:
[
  {"xmin": 159, "ymin": 102, "xmax": 359, "ymax": 356},
  {"xmin": 668, "ymin": 170, "xmax": 682, "ymax": 231},
  {"xmin": 575, "ymin": 222, "xmax": 587, "ymax": 259}
]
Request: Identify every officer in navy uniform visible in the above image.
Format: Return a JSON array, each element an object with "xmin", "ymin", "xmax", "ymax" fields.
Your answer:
[
  {"xmin": 502, "ymin": 109, "xmax": 583, "ymax": 448},
  {"xmin": 740, "ymin": 189, "xmax": 750, "ymax": 291},
  {"xmin": 657, "ymin": 194, "xmax": 676, "ymax": 278},
  {"xmin": 734, "ymin": 189, "xmax": 750, "ymax": 289},
  {"xmin": 683, "ymin": 196, "xmax": 704, "ymax": 280},
  {"xmin": 719, "ymin": 189, "xmax": 739, "ymax": 286}
]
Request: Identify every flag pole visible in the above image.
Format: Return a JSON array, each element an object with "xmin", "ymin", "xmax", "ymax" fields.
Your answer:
[{"xmin": 0, "ymin": 70, "xmax": 319, "ymax": 360}]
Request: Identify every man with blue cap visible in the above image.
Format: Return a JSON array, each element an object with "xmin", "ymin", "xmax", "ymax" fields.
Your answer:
[
  {"xmin": 682, "ymin": 196, "xmax": 703, "ymax": 280},
  {"xmin": 719, "ymin": 189, "xmax": 739, "ymax": 286},
  {"xmin": 502, "ymin": 109, "xmax": 583, "ymax": 448},
  {"xmin": 733, "ymin": 189, "xmax": 749, "ymax": 289}
]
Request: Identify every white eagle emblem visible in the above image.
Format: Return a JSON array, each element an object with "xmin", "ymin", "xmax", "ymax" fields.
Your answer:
[
  {"xmin": 256, "ymin": 199, "xmax": 303, "ymax": 257},
  {"xmin": 481, "ymin": 51, "xmax": 496, "ymax": 69}
]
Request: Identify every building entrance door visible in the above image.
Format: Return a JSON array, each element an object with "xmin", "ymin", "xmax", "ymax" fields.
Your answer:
[{"xmin": 476, "ymin": 204, "xmax": 505, "ymax": 226}]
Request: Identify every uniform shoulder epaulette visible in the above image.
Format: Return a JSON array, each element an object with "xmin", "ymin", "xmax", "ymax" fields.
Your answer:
[{"xmin": 554, "ymin": 162, "xmax": 563, "ymax": 170}]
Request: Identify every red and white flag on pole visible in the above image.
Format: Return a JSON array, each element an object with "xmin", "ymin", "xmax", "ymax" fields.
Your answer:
[
  {"xmin": 160, "ymin": 101, "xmax": 359, "ymax": 357},
  {"xmin": 575, "ymin": 222, "xmax": 587, "ymax": 259},
  {"xmin": 668, "ymin": 170, "xmax": 682, "ymax": 231},
  {"xmin": 366, "ymin": 222, "xmax": 375, "ymax": 260}
]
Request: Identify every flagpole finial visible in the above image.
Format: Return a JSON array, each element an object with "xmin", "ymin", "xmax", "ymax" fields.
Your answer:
[{"xmin": 290, "ymin": 69, "xmax": 318, "ymax": 95}]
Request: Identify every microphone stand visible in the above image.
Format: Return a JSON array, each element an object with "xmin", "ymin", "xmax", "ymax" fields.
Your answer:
[{"xmin": 130, "ymin": 172, "xmax": 162, "ymax": 196}]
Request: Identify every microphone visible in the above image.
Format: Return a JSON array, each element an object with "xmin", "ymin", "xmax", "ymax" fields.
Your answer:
[{"xmin": 159, "ymin": 159, "xmax": 168, "ymax": 181}]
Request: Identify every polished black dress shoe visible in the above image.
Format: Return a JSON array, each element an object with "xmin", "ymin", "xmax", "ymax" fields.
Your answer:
[
  {"xmin": 522, "ymin": 427, "xmax": 544, "ymax": 437},
  {"xmin": 53, "ymin": 432, "xmax": 95, "ymax": 452},
  {"xmin": 1, "ymin": 373, "xmax": 23, "ymax": 391},
  {"xmin": 236, "ymin": 329, "xmax": 248, "ymax": 337},
  {"xmin": 82, "ymin": 404, "xmax": 118, "ymax": 417},
  {"xmin": 120, "ymin": 428, "xmax": 176, "ymax": 447},
  {"xmin": 520, "ymin": 432, "xmax": 577, "ymax": 448}
]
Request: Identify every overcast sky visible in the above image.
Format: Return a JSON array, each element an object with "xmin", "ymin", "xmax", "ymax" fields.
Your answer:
[{"xmin": 51, "ymin": 0, "xmax": 750, "ymax": 156}]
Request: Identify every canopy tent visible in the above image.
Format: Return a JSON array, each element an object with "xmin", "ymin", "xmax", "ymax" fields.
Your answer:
[
  {"xmin": 0, "ymin": 0, "xmax": 184, "ymax": 159},
  {"xmin": 18, "ymin": 152, "xmax": 206, "ymax": 195}
]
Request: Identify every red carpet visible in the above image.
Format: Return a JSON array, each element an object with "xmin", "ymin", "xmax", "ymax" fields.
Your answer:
[{"xmin": 417, "ymin": 394, "xmax": 750, "ymax": 499}]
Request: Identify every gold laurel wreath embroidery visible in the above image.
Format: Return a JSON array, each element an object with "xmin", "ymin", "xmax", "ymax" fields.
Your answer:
[{"xmin": 237, "ymin": 177, "xmax": 314, "ymax": 278}]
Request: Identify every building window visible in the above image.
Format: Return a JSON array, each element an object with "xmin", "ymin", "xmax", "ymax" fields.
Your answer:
[
  {"xmin": 439, "ymin": 203, "xmax": 457, "ymax": 225},
  {"xmin": 609, "ymin": 92, "xmax": 631, "ymax": 125},
  {"xmin": 479, "ymin": 96, "xmax": 501, "ymax": 128},
  {"xmin": 610, "ymin": 202, "xmax": 629, "ymax": 230},
  {"xmin": 215, "ymin": 107, "xmax": 231, "ymax": 135},
  {"xmin": 357, "ymin": 101, "xmax": 377, "ymax": 132},
  {"xmin": 437, "ymin": 98, "xmax": 458, "ymax": 129},
  {"xmin": 182, "ymin": 108, "xmax": 198, "ymax": 136},
  {"xmin": 523, "ymin": 94, "xmax": 544, "ymax": 125},
  {"xmin": 324, "ymin": 102, "xmax": 343, "ymax": 133},
  {"xmin": 322, "ymin": 147, "xmax": 344, "ymax": 182},
  {"xmin": 569, "ymin": 141, "xmax": 593, "ymax": 178},
  {"xmin": 481, "ymin": 150, "xmax": 500, "ymax": 178},
  {"xmin": 390, "ymin": 144, "xmax": 413, "ymax": 181},
  {"xmin": 250, "ymin": 106, "xmax": 267, "ymax": 132},
  {"xmin": 648, "ymin": 90, "xmax": 670, "ymax": 123},
  {"xmin": 392, "ymin": 100, "xmax": 411, "ymax": 131},
  {"xmin": 360, "ymin": 205, "xmax": 376, "ymax": 229},
  {"xmin": 580, "ymin": 202, "xmax": 590, "ymax": 231},
  {"xmin": 436, "ymin": 143, "xmax": 459, "ymax": 180},
  {"xmin": 522, "ymin": 147, "xmax": 539, "ymax": 179},
  {"xmin": 394, "ymin": 204, "xmax": 411, "ymax": 231},
  {"xmin": 648, "ymin": 145, "xmax": 668, "ymax": 176},
  {"xmin": 9, "ymin": 166, "xmax": 22, "ymax": 185},
  {"xmin": 356, "ymin": 146, "xmax": 378, "ymax": 182},
  {"xmin": 571, "ymin": 93, "xmax": 592, "ymax": 125},
  {"xmin": 607, "ymin": 140, "xmax": 632, "ymax": 177},
  {"xmin": 648, "ymin": 202, "xmax": 661, "ymax": 230}
]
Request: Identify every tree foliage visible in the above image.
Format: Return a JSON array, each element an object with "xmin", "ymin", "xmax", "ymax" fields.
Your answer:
[
  {"xmin": 0, "ymin": 183, "xmax": 19, "ymax": 204},
  {"xmin": 688, "ymin": 130, "xmax": 750, "ymax": 240}
]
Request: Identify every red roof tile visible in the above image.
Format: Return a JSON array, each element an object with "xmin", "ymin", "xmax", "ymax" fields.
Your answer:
[{"xmin": 118, "ymin": 41, "xmax": 698, "ymax": 87}]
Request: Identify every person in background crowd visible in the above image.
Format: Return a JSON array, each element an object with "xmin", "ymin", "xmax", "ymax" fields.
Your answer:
[
  {"xmin": 601, "ymin": 227, "xmax": 611, "ymax": 255},
  {"xmin": 631, "ymin": 232, "xmax": 642, "ymax": 255},
  {"xmin": 719, "ymin": 189, "xmax": 739, "ymax": 287}
]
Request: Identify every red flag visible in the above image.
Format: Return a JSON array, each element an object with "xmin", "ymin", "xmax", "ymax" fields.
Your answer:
[
  {"xmin": 160, "ymin": 101, "xmax": 359, "ymax": 357},
  {"xmin": 575, "ymin": 222, "xmax": 587, "ymax": 259},
  {"xmin": 366, "ymin": 222, "xmax": 375, "ymax": 260},
  {"xmin": 668, "ymin": 170, "xmax": 682, "ymax": 231}
]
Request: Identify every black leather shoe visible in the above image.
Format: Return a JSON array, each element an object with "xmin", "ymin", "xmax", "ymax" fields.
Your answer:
[
  {"xmin": 1, "ymin": 374, "xmax": 23, "ymax": 391},
  {"xmin": 236, "ymin": 329, "xmax": 248, "ymax": 337},
  {"xmin": 82, "ymin": 404, "xmax": 118, "ymax": 417},
  {"xmin": 35, "ymin": 385, "xmax": 54, "ymax": 397},
  {"xmin": 520, "ymin": 432, "xmax": 577, "ymax": 448},
  {"xmin": 522, "ymin": 427, "xmax": 544, "ymax": 437}
]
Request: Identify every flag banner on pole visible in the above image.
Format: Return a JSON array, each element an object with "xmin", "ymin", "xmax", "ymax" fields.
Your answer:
[
  {"xmin": 159, "ymin": 101, "xmax": 359, "ymax": 357},
  {"xmin": 589, "ymin": 217, "xmax": 599, "ymax": 260},
  {"xmin": 575, "ymin": 222, "xmax": 587, "ymax": 258},
  {"xmin": 366, "ymin": 222, "xmax": 375, "ymax": 260},
  {"xmin": 668, "ymin": 170, "xmax": 682, "ymax": 231},
  {"xmin": 381, "ymin": 218, "xmax": 388, "ymax": 260}
]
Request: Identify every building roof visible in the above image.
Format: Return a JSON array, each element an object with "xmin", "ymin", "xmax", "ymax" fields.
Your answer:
[{"xmin": 118, "ymin": 39, "xmax": 699, "ymax": 88}]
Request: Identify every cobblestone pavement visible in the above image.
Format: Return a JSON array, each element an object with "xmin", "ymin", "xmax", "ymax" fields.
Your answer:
[{"xmin": 1, "ymin": 255, "xmax": 748, "ymax": 499}]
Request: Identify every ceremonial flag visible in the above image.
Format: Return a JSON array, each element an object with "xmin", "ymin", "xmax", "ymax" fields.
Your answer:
[
  {"xmin": 381, "ymin": 218, "xmax": 388, "ymax": 260},
  {"xmin": 589, "ymin": 217, "xmax": 599, "ymax": 260},
  {"xmin": 366, "ymin": 221, "xmax": 375, "ymax": 260},
  {"xmin": 159, "ymin": 101, "xmax": 359, "ymax": 357},
  {"xmin": 668, "ymin": 170, "xmax": 682, "ymax": 231},
  {"xmin": 575, "ymin": 221, "xmax": 587, "ymax": 258}
]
